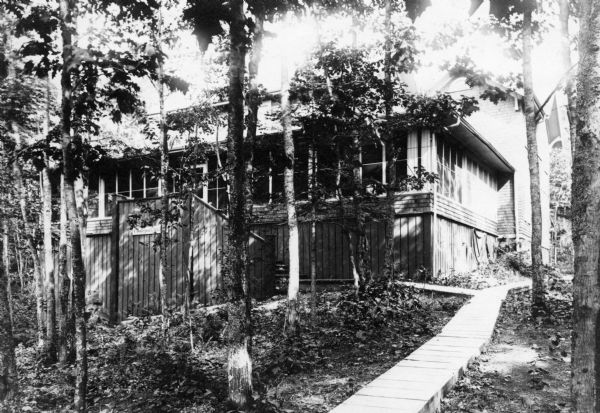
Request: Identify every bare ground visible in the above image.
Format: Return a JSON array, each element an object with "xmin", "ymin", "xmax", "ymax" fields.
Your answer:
[{"xmin": 441, "ymin": 270, "xmax": 572, "ymax": 413}]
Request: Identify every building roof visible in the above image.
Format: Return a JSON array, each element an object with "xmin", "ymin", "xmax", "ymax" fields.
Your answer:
[{"xmin": 445, "ymin": 117, "xmax": 515, "ymax": 174}]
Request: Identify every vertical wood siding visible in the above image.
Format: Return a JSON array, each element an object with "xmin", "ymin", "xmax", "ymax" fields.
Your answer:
[
  {"xmin": 433, "ymin": 215, "xmax": 497, "ymax": 276},
  {"xmin": 59, "ymin": 197, "xmax": 275, "ymax": 320},
  {"xmin": 112, "ymin": 197, "xmax": 274, "ymax": 319},
  {"xmin": 251, "ymin": 215, "xmax": 427, "ymax": 280}
]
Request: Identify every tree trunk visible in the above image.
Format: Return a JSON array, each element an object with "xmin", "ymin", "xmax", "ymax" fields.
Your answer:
[
  {"xmin": 309, "ymin": 141, "xmax": 317, "ymax": 325},
  {"xmin": 57, "ymin": 175, "xmax": 73, "ymax": 364},
  {"xmin": 282, "ymin": 56, "xmax": 300, "ymax": 336},
  {"xmin": 352, "ymin": 135, "xmax": 370, "ymax": 292},
  {"xmin": 12, "ymin": 136, "xmax": 45, "ymax": 349},
  {"xmin": 522, "ymin": 7, "xmax": 546, "ymax": 315},
  {"xmin": 225, "ymin": 0, "xmax": 252, "ymax": 408},
  {"xmin": 0, "ymin": 225, "xmax": 17, "ymax": 401},
  {"xmin": 14, "ymin": 233, "xmax": 23, "ymax": 293},
  {"xmin": 42, "ymin": 76, "xmax": 56, "ymax": 359},
  {"xmin": 2, "ymin": 221, "xmax": 13, "ymax": 328},
  {"xmin": 59, "ymin": 0, "xmax": 87, "ymax": 408},
  {"xmin": 382, "ymin": 0, "xmax": 395, "ymax": 280},
  {"xmin": 335, "ymin": 147, "xmax": 361, "ymax": 290},
  {"xmin": 42, "ymin": 167, "xmax": 56, "ymax": 359},
  {"xmin": 245, "ymin": 13, "xmax": 264, "ymax": 220},
  {"xmin": 558, "ymin": 0, "xmax": 575, "ymax": 159},
  {"xmin": 156, "ymin": 2, "xmax": 169, "ymax": 332},
  {"xmin": 571, "ymin": 2, "xmax": 600, "ymax": 411}
]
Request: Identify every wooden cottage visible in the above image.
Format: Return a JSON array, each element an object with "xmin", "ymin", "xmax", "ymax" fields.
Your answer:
[{"xmin": 75, "ymin": 77, "xmax": 550, "ymax": 319}]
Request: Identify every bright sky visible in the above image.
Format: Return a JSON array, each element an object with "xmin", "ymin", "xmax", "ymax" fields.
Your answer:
[{"xmin": 136, "ymin": 0, "xmax": 568, "ymax": 115}]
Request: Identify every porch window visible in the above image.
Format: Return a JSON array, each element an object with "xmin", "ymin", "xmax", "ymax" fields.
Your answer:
[
  {"xmin": 88, "ymin": 172, "xmax": 100, "ymax": 218},
  {"xmin": 131, "ymin": 169, "xmax": 144, "ymax": 199},
  {"xmin": 361, "ymin": 142, "xmax": 383, "ymax": 194},
  {"xmin": 145, "ymin": 172, "xmax": 159, "ymax": 198},
  {"xmin": 207, "ymin": 173, "xmax": 228, "ymax": 211},
  {"xmin": 207, "ymin": 155, "xmax": 228, "ymax": 211},
  {"xmin": 252, "ymin": 149, "xmax": 271, "ymax": 204},
  {"xmin": 192, "ymin": 164, "xmax": 207, "ymax": 201},
  {"xmin": 103, "ymin": 172, "xmax": 117, "ymax": 215},
  {"xmin": 117, "ymin": 170, "xmax": 130, "ymax": 199},
  {"xmin": 394, "ymin": 134, "xmax": 408, "ymax": 185}
]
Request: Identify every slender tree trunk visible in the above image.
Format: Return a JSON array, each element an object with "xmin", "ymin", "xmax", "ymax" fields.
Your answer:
[
  {"xmin": 571, "ymin": 2, "xmax": 600, "ymax": 411},
  {"xmin": 185, "ymin": 194, "xmax": 193, "ymax": 349},
  {"xmin": 558, "ymin": 0, "xmax": 575, "ymax": 159},
  {"xmin": 59, "ymin": 0, "xmax": 87, "ymax": 408},
  {"xmin": 42, "ymin": 77, "xmax": 56, "ymax": 359},
  {"xmin": 225, "ymin": 0, "xmax": 252, "ymax": 407},
  {"xmin": 309, "ymin": 141, "xmax": 317, "ymax": 325},
  {"xmin": 156, "ymin": 2, "xmax": 170, "ymax": 332},
  {"xmin": 57, "ymin": 175, "xmax": 73, "ymax": 364},
  {"xmin": 12, "ymin": 135, "xmax": 45, "ymax": 348},
  {"xmin": 282, "ymin": 56, "xmax": 300, "ymax": 336},
  {"xmin": 42, "ymin": 167, "xmax": 56, "ymax": 359},
  {"xmin": 0, "ymin": 226, "xmax": 17, "ymax": 401},
  {"xmin": 245, "ymin": 13, "xmax": 264, "ymax": 220},
  {"xmin": 522, "ymin": 6, "xmax": 546, "ymax": 315},
  {"xmin": 352, "ymin": 135, "xmax": 370, "ymax": 292},
  {"xmin": 14, "ymin": 231, "xmax": 23, "ymax": 293},
  {"xmin": 382, "ymin": 0, "xmax": 396, "ymax": 280},
  {"xmin": 335, "ymin": 145, "xmax": 361, "ymax": 289},
  {"xmin": 2, "ymin": 222, "xmax": 13, "ymax": 328}
]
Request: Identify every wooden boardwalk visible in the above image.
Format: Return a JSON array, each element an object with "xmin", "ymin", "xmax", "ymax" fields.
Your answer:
[{"xmin": 330, "ymin": 281, "xmax": 531, "ymax": 413}]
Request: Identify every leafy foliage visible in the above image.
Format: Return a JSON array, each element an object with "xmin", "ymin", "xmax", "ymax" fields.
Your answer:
[
  {"xmin": 1, "ymin": 285, "xmax": 465, "ymax": 412},
  {"xmin": 183, "ymin": 0, "xmax": 231, "ymax": 52}
]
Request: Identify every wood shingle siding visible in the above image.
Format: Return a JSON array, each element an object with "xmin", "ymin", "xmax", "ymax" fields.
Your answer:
[{"xmin": 435, "ymin": 195, "xmax": 497, "ymax": 235}]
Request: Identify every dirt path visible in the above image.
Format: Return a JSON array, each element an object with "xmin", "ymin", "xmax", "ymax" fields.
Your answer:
[{"xmin": 441, "ymin": 274, "xmax": 571, "ymax": 413}]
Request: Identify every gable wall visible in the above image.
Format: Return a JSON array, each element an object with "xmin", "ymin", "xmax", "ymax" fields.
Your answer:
[{"xmin": 443, "ymin": 81, "xmax": 550, "ymax": 257}]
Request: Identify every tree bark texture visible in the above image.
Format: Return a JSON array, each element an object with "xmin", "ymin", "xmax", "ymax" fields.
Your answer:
[
  {"xmin": 522, "ymin": 8, "xmax": 546, "ymax": 314},
  {"xmin": 309, "ymin": 141, "xmax": 317, "ymax": 325},
  {"xmin": 352, "ymin": 135, "xmax": 371, "ymax": 292},
  {"xmin": 282, "ymin": 58, "xmax": 300, "ymax": 336},
  {"xmin": 12, "ymin": 136, "xmax": 45, "ymax": 349},
  {"xmin": 59, "ymin": 0, "xmax": 87, "ymax": 408},
  {"xmin": 42, "ymin": 167, "xmax": 56, "ymax": 358},
  {"xmin": 156, "ymin": 3, "xmax": 169, "ymax": 328},
  {"xmin": 58, "ymin": 175, "xmax": 74, "ymax": 364},
  {"xmin": 382, "ymin": 0, "xmax": 396, "ymax": 280},
  {"xmin": 558, "ymin": 0, "xmax": 575, "ymax": 159},
  {"xmin": 14, "ymin": 231, "xmax": 23, "ymax": 293},
  {"xmin": 572, "ymin": 2, "xmax": 600, "ymax": 411},
  {"xmin": 2, "ymin": 221, "xmax": 13, "ymax": 327},
  {"xmin": 225, "ymin": 0, "xmax": 252, "ymax": 408},
  {"xmin": 0, "ymin": 227, "xmax": 17, "ymax": 401},
  {"xmin": 245, "ymin": 14, "xmax": 264, "ymax": 219}
]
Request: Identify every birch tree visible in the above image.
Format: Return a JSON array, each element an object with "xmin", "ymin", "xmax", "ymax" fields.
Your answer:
[{"xmin": 281, "ymin": 53, "xmax": 300, "ymax": 335}]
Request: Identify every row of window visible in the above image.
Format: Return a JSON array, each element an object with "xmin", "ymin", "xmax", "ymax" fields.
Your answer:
[
  {"xmin": 88, "ymin": 138, "xmax": 418, "ymax": 218},
  {"xmin": 436, "ymin": 136, "xmax": 498, "ymax": 221},
  {"xmin": 87, "ymin": 135, "xmax": 499, "ymax": 220}
]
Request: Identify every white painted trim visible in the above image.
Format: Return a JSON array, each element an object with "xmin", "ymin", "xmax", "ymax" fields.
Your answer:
[
  {"xmin": 99, "ymin": 176, "xmax": 106, "ymax": 218},
  {"xmin": 381, "ymin": 143, "xmax": 387, "ymax": 185}
]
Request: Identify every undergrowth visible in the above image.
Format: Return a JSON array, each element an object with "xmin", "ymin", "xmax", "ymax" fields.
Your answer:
[
  {"xmin": 4, "ymin": 278, "xmax": 466, "ymax": 413},
  {"xmin": 431, "ymin": 251, "xmax": 530, "ymax": 290}
]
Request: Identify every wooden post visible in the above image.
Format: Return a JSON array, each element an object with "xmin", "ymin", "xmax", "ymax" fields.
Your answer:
[
  {"xmin": 430, "ymin": 132, "xmax": 438, "ymax": 279},
  {"xmin": 108, "ymin": 195, "xmax": 120, "ymax": 324}
]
